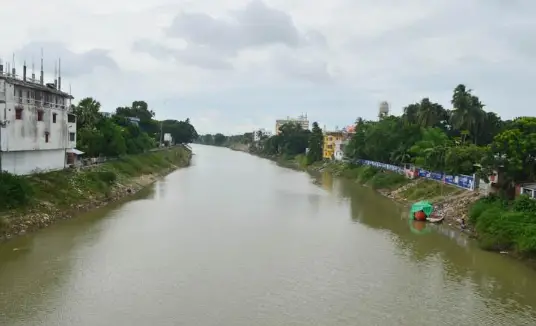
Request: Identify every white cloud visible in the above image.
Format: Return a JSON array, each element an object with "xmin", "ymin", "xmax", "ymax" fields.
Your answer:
[{"xmin": 2, "ymin": 0, "xmax": 536, "ymax": 134}]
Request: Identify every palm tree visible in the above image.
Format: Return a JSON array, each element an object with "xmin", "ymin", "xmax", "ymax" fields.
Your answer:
[
  {"xmin": 450, "ymin": 84, "xmax": 486, "ymax": 144},
  {"xmin": 73, "ymin": 97, "xmax": 102, "ymax": 130},
  {"xmin": 416, "ymin": 98, "xmax": 446, "ymax": 128}
]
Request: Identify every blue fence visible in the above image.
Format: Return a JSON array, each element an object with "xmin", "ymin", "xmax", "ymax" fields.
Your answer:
[
  {"xmin": 356, "ymin": 159, "xmax": 404, "ymax": 174},
  {"xmin": 355, "ymin": 160, "xmax": 475, "ymax": 191}
]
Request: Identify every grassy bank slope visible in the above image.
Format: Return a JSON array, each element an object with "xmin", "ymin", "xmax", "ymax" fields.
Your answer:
[
  {"xmin": 469, "ymin": 195, "xmax": 536, "ymax": 256},
  {"xmin": 0, "ymin": 146, "xmax": 191, "ymax": 238}
]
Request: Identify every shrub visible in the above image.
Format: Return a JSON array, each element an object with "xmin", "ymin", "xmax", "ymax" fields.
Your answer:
[
  {"xmin": 512, "ymin": 195, "xmax": 536, "ymax": 214},
  {"xmin": 369, "ymin": 172, "xmax": 408, "ymax": 189},
  {"xmin": 476, "ymin": 208, "xmax": 517, "ymax": 251},
  {"xmin": 358, "ymin": 166, "xmax": 379, "ymax": 183},
  {"xmin": 97, "ymin": 171, "xmax": 117, "ymax": 185},
  {"xmin": 0, "ymin": 171, "xmax": 34, "ymax": 211},
  {"xmin": 468, "ymin": 198, "xmax": 504, "ymax": 225}
]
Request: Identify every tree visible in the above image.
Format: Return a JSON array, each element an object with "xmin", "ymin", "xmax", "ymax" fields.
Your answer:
[
  {"xmin": 485, "ymin": 117, "xmax": 536, "ymax": 192},
  {"xmin": 72, "ymin": 97, "xmax": 195, "ymax": 158},
  {"xmin": 307, "ymin": 122, "xmax": 323, "ymax": 164},
  {"xmin": 410, "ymin": 127, "xmax": 450, "ymax": 171},
  {"xmin": 278, "ymin": 123, "xmax": 310, "ymax": 157},
  {"xmin": 450, "ymin": 84, "xmax": 486, "ymax": 144},
  {"xmin": 72, "ymin": 97, "xmax": 102, "ymax": 130},
  {"xmin": 214, "ymin": 133, "xmax": 227, "ymax": 146}
]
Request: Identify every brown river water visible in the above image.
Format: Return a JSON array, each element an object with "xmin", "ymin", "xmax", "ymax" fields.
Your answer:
[{"xmin": 1, "ymin": 144, "xmax": 536, "ymax": 326}]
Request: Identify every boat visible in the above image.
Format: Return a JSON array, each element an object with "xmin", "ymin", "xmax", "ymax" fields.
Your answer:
[
  {"xmin": 409, "ymin": 201, "xmax": 434, "ymax": 221},
  {"xmin": 426, "ymin": 216, "xmax": 444, "ymax": 223}
]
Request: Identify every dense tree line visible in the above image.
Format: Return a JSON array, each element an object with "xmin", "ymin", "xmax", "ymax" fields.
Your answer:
[
  {"xmin": 344, "ymin": 84, "xmax": 531, "ymax": 195},
  {"xmin": 202, "ymin": 84, "xmax": 536, "ymax": 196},
  {"xmin": 73, "ymin": 98, "xmax": 198, "ymax": 157}
]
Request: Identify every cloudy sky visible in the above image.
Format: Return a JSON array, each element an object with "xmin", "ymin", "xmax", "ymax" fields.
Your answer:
[{"xmin": 2, "ymin": 0, "xmax": 535, "ymax": 134}]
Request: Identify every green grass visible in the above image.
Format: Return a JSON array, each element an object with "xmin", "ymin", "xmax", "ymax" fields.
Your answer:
[
  {"xmin": 328, "ymin": 163, "xmax": 409, "ymax": 190},
  {"xmin": 294, "ymin": 154, "xmax": 309, "ymax": 169},
  {"xmin": 2, "ymin": 146, "xmax": 191, "ymax": 213},
  {"xmin": 469, "ymin": 195, "xmax": 536, "ymax": 256},
  {"xmin": 400, "ymin": 180, "xmax": 461, "ymax": 201}
]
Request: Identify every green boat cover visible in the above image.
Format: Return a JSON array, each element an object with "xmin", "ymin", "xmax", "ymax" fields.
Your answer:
[{"xmin": 409, "ymin": 201, "xmax": 434, "ymax": 220}]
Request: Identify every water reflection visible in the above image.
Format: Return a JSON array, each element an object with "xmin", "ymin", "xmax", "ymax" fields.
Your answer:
[
  {"xmin": 409, "ymin": 220, "xmax": 432, "ymax": 234},
  {"xmin": 311, "ymin": 170, "xmax": 536, "ymax": 313}
]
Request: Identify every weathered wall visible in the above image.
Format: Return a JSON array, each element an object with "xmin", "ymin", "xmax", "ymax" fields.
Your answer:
[
  {"xmin": 1, "ymin": 149, "xmax": 66, "ymax": 175},
  {"xmin": 0, "ymin": 79, "xmax": 74, "ymax": 152}
]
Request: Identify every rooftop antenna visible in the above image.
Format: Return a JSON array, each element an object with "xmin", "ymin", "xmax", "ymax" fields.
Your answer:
[
  {"xmin": 12, "ymin": 53, "xmax": 16, "ymax": 78},
  {"xmin": 40, "ymin": 48, "xmax": 44, "ymax": 85},
  {"xmin": 58, "ymin": 58, "xmax": 62, "ymax": 91},
  {"xmin": 32, "ymin": 58, "xmax": 35, "ymax": 82},
  {"xmin": 54, "ymin": 60, "xmax": 57, "ymax": 88}
]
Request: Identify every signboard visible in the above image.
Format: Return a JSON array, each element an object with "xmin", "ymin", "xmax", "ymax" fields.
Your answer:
[
  {"xmin": 353, "ymin": 159, "xmax": 475, "ymax": 191},
  {"xmin": 443, "ymin": 174, "xmax": 475, "ymax": 191}
]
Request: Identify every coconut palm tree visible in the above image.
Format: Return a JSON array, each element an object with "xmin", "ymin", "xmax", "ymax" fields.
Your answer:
[
  {"xmin": 73, "ymin": 97, "xmax": 102, "ymax": 130},
  {"xmin": 450, "ymin": 84, "xmax": 486, "ymax": 144}
]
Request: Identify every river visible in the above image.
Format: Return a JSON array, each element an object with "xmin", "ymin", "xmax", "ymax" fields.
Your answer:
[{"xmin": 1, "ymin": 145, "xmax": 536, "ymax": 326}]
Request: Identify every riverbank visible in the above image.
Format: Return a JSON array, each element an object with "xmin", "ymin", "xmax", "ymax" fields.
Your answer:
[
  {"xmin": 309, "ymin": 160, "xmax": 481, "ymax": 227},
  {"xmin": 245, "ymin": 151, "xmax": 481, "ymax": 231},
  {"xmin": 0, "ymin": 146, "xmax": 192, "ymax": 241}
]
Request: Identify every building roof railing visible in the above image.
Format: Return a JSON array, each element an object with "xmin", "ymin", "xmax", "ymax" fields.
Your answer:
[
  {"xmin": 10, "ymin": 96, "xmax": 71, "ymax": 110},
  {"xmin": 0, "ymin": 74, "xmax": 73, "ymax": 99}
]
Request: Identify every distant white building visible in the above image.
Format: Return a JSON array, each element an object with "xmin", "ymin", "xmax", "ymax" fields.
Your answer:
[
  {"xmin": 275, "ymin": 114, "xmax": 309, "ymax": 135},
  {"xmin": 253, "ymin": 128, "xmax": 271, "ymax": 141},
  {"xmin": 163, "ymin": 133, "xmax": 173, "ymax": 145},
  {"xmin": 334, "ymin": 140, "xmax": 346, "ymax": 161},
  {"xmin": 0, "ymin": 60, "xmax": 79, "ymax": 175}
]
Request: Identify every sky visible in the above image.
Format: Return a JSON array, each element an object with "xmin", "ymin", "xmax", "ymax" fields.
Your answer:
[{"xmin": 2, "ymin": 0, "xmax": 536, "ymax": 135}]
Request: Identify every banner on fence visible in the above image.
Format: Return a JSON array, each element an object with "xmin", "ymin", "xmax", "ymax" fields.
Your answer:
[
  {"xmin": 418, "ymin": 169, "xmax": 475, "ymax": 191},
  {"xmin": 355, "ymin": 159, "xmax": 475, "ymax": 191},
  {"xmin": 417, "ymin": 169, "xmax": 443, "ymax": 181},
  {"xmin": 443, "ymin": 174, "xmax": 475, "ymax": 191},
  {"xmin": 356, "ymin": 159, "xmax": 404, "ymax": 174}
]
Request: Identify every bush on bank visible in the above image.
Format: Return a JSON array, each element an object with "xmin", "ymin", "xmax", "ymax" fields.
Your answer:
[
  {"xmin": 0, "ymin": 172, "xmax": 34, "ymax": 211},
  {"xmin": 320, "ymin": 163, "xmax": 409, "ymax": 190},
  {"xmin": 0, "ymin": 146, "xmax": 191, "ymax": 213},
  {"xmin": 469, "ymin": 195, "xmax": 536, "ymax": 255}
]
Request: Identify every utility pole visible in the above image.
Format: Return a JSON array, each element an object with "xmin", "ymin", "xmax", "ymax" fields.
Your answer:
[{"xmin": 159, "ymin": 121, "xmax": 164, "ymax": 147}]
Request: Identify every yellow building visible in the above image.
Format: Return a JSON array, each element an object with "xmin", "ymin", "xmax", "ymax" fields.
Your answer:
[{"xmin": 323, "ymin": 131, "xmax": 344, "ymax": 159}]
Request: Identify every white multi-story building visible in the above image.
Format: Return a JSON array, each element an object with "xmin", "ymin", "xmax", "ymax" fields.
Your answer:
[
  {"xmin": 275, "ymin": 114, "xmax": 309, "ymax": 135},
  {"xmin": 0, "ymin": 61, "xmax": 78, "ymax": 175}
]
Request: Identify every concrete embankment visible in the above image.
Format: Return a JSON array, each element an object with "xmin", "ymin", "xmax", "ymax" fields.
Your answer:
[{"xmin": 0, "ymin": 146, "xmax": 192, "ymax": 241}]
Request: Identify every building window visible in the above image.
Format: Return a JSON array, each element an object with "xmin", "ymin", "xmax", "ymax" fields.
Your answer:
[
  {"xmin": 45, "ymin": 132, "xmax": 49, "ymax": 143},
  {"xmin": 27, "ymin": 91, "xmax": 31, "ymax": 103},
  {"xmin": 15, "ymin": 107, "xmax": 23, "ymax": 120},
  {"xmin": 68, "ymin": 114, "xmax": 76, "ymax": 123},
  {"xmin": 52, "ymin": 113, "xmax": 57, "ymax": 123},
  {"xmin": 37, "ymin": 110, "xmax": 44, "ymax": 121},
  {"xmin": 18, "ymin": 89, "xmax": 22, "ymax": 103},
  {"xmin": 69, "ymin": 132, "xmax": 75, "ymax": 142}
]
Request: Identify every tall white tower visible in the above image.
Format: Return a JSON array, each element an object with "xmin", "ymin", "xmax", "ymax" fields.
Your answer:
[{"xmin": 379, "ymin": 101, "xmax": 389, "ymax": 120}]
